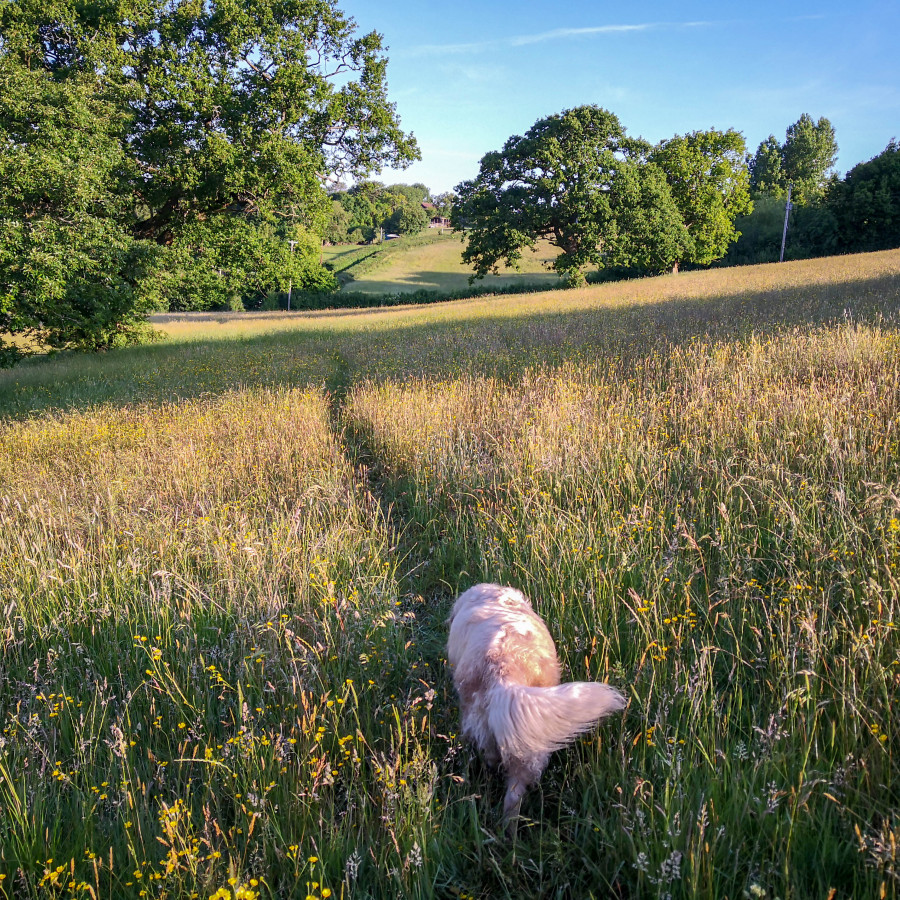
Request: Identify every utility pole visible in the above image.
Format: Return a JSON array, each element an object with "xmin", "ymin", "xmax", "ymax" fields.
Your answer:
[
  {"xmin": 286, "ymin": 240, "xmax": 297, "ymax": 310},
  {"xmin": 779, "ymin": 184, "xmax": 793, "ymax": 263}
]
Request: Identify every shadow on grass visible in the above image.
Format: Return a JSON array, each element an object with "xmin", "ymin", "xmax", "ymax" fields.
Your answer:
[
  {"xmin": 2, "ymin": 262, "xmax": 899, "ymax": 419},
  {"xmin": 342, "ymin": 268, "xmax": 560, "ymax": 295}
]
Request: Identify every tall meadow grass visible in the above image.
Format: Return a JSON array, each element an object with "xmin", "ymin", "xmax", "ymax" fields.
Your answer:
[
  {"xmin": 1, "ymin": 250, "xmax": 899, "ymax": 898},
  {"xmin": 347, "ymin": 324, "xmax": 900, "ymax": 897},
  {"xmin": 0, "ymin": 390, "xmax": 446, "ymax": 898}
]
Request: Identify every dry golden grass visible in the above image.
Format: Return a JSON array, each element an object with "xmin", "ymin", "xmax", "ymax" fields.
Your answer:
[
  {"xmin": 346, "ymin": 320, "xmax": 900, "ymax": 896},
  {"xmin": 0, "ymin": 389, "xmax": 421, "ymax": 900},
  {"xmin": 150, "ymin": 250, "xmax": 900, "ymax": 345}
]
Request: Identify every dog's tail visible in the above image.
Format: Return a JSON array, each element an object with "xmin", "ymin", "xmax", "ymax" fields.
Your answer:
[{"xmin": 488, "ymin": 681, "xmax": 625, "ymax": 759}]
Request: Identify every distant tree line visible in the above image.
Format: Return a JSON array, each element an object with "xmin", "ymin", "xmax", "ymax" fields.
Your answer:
[
  {"xmin": 452, "ymin": 105, "xmax": 753, "ymax": 286},
  {"xmin": 324, "ymin": 182, "xmax": 456, "ymax": 243},
  {"xmin": 455, "ymin": 106, "xmax": 900, "ymax": 284},
  {"xmin": 3, "ymin": 0, "xmax": 898, "ymax": 371},
  {"xmin": 724, "ymin": 117, "xmax": 900, "ymax": 265}
]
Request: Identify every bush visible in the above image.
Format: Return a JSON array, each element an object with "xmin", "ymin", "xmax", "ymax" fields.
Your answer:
[
  {"xmin": 720, "ymin": 196, "xmax": 785, "ymax": 265},
  {"xmin": 785, "ymin": 203, "xmax": 840, "ymax": 260},
  {"xmin": 386, "ymin": 203, "xmax": 430, "ymax": 235}
]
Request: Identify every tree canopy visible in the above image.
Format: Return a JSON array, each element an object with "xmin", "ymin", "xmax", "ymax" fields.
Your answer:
[
  {"xmin": 431, "ymin": 192, "xmax": 457, "ymax": 219},
  {"xmin": 830, "ymin": 139, "xmax": 900, "ymax": 252},
  {"xmin": 729, "ymin": 121, "xmax": 900, "ymax": 262},
  {"xmin": 0, "ymin": 0, "xmax": 418, "ymax": 362},
  {"xmin": 606, "ymin": 161, "xmax": 694, "ymax": 274},
  {"xmin": 650, "ymin": 128, "xmax": 752, "ymax": 267},
  {"xmin": 385, "ymin": 201, "xmax": 430, "ymax": 236},
  {"xmin": 749, "ymin": 114, "xmax": 838, "ymax": 205},
  {"xmin": 452, "ymin": 106, "xmax": 643, "ymax": 285},
  {"xmin": 453, "ymin": 106, "xmax": 751, "ymax": 283},
  {"xmin": 747, "ymin": 135, "xmax": 784, "ymax": 199},
  {"xmin": 327, "ymin": 181, "xmax": 434, "ymax": 241}
]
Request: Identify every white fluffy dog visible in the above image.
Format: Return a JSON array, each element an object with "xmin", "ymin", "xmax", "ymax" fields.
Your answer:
[{"xmin": 448, "ymin": 583, "xmax": 625, "ymax": 829}]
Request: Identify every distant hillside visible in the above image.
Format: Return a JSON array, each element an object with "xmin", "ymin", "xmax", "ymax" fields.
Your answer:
[{"xmin": 323, "ymin": 231, "xmax": 560, "ymax": 294}]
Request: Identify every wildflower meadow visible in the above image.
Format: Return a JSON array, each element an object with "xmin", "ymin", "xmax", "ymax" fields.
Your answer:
[{"xmin": 1, "ymin": 250, "xmax": 899, "ymax": 898}]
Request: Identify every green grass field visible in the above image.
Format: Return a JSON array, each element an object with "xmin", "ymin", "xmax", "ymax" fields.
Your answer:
[
  {"xmin": 324, "ymin": 232, "xmax": 560, "ymax": 295},
  {"xmin": 1, "ymin": 251, "xmax": 900, "ymax": 899}
]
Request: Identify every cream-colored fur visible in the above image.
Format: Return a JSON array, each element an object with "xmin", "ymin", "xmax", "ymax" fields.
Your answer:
[{"xmin": 447, "ymin": 583, "xmax": 625, "ymax": 830}]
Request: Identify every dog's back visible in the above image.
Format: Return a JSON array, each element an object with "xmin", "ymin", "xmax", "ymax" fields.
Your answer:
[{"xmin": 448, "ymin": 583, "xmax": 625, "ymax": 827}]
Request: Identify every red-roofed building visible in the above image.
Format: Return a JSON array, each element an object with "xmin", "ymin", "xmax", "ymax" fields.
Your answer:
[{"xmin": 421, "ymin": 202, "xmax": 450, "ymax": 228}]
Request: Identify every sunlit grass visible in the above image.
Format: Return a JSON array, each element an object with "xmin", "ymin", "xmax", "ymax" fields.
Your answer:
[
  {"xmin": 347, "ymin": 325, "xmax": 900, "ymax": 896},
  {"xmin": 0, "ymin": 390, "xmax": 444, "ymax": 899},
  {"xmin": 340, "ymin": 234, "xmax": 559, "ymax": 295},
  {"xmin": 1, "ymin": 249, "xmax": 899, "ymax": 898}
]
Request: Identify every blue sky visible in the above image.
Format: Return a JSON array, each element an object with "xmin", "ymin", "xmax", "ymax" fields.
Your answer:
[{"xmin": 339, "ymin": 0, "xmax": 900, "ymax": 193}]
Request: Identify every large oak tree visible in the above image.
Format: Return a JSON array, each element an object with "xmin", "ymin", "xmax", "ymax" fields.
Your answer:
[
  {"xmin": 453, "ymin": 106, "xmax": 750, "ymax": 284},
  {"xmin": 0, "ymin": 0, "xmax": 418, "ymax": 362},
  {"xmin": 452, "ymin": 105, "xmax": 644, "ymax": 286}
]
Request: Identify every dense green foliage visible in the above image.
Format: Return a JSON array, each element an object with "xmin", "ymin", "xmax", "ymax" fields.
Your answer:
[
  {"xmin": 384, "ymin": 200, "xmax": 430, "ymax": 236},
  {"xmin": 453, "ymin": 106, "xmax": 640, "ymax": 284},
  {"xmin": 155, "ymin": 221, "xmax": 337, "ymax": 312},
  {"xmin": 749, "ymin": 114, "xmax": 838, "ymax": 205},
  {"xmin": 747, "ymin": 135, "xmax": 784, "ymax": 200},
  {"xmin": 650, "ymin": 129, "xmax": 752, "ymax": 267},
  {"xmin": 430, "ymin": 191, "xmax": 457, "ymax": 219},
  {"xmin": 453, "ymin": 106, "xmax": 751, "ymax": 284},
  {"xmin": 323, "ymin": 199, "xmax": 355, "ymax": 244},
  {"xmin": 729, "ymin": 131, "xmax": 900, "ymax": 265},
  {"xmin": 0, "ymin": 45, "xmax": 152, "ymax": 358},
  {"xmin": 831, "ymin": 140, "xmax": 900, "ymax": 252},
  {"xmin": 326, "ymin": 181, "xmax": 437, "ymax": 242},
  {"xmin": 605, "ymin": 161, "xmax": 694, "ymax": 274},
  {"xmin": 0, "ymin": 0, "xmax": 418, "ymax": 362},
  {"xmin": 722, "ymin": 196, "xmax": 839, "ymax": 266}
]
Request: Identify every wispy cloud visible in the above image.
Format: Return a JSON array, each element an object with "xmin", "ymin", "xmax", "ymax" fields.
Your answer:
[
  {"xmin": 509, "ymin": 23, "xmax": 681, "ymax": 46},
  {"xmin": 407, "ymin": 20, "xmax": 716, "ymax": 56}
]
